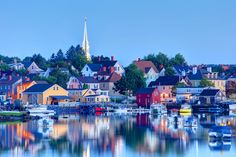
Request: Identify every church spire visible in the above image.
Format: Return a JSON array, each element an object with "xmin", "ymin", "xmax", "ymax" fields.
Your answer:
[{"xmin": 82, "ymin": 17, "xmax": 91, "ymax": 61}]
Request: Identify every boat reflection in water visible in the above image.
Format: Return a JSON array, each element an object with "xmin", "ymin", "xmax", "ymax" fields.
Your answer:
[{"xmin": 0, "ymin": 112, "xmax": 235, "ymax": 157}]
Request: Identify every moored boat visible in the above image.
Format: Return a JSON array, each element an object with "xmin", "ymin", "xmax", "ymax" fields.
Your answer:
[
  {"xmin": 26, "ymin": 105, "xmax": 55, "ymax": 117},
  {"xmin": 150, "ymin": 104, "xmax": 167, "ymax": 115},
  {"xmin": 180, "ymin": 104, "xmax": 192, "ymax": 114}
]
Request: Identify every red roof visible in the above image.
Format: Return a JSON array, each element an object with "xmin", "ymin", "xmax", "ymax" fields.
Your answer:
[{"xmin": 134, "ymin": 60, "xmax": 158, "ymax": 73}]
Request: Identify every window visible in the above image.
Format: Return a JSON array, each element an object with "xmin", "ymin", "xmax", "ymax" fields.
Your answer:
[
  {"xmin": 97, "ymin": 98, "xmax": 99, "ymax": 101},
  {"xmin": 118, "ymin": 67, "xmax": 120, "ymax": 71},
  {"xmin": 163, "ymin": 86, "xmax": 165, "ymax": 90},
  {"xmin": 86, "ymin": 67, "xmax": 89, "ymax": 71}
]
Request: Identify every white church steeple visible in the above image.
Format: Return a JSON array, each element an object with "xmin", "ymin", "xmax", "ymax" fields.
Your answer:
[{"xmin": 82, "ymin": 17, "xmax": 91, "ymax": 61}]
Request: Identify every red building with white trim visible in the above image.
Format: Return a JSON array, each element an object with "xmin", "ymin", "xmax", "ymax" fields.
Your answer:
[{"xmin": 136, "ymin": 88, "xmax": 160, "ymax": 108}]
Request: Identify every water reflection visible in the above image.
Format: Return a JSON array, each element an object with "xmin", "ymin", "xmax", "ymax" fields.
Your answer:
[{"xmin": 0, "ymin": 113, "xmax": 236, "ymax": 157}]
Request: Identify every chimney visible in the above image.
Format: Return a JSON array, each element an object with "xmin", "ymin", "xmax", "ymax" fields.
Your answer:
[
  {"xmin": 102, "ymin": 66, "xmax": 107, "ymax": 72},
  {"xmin": 192, "ymin": 66, "xmax": 197, "ymax": 75},
  {"xmin": 111, "ymin": 56, "xmax": 114, "ymax": 61},
  {"xmin": 8, "ymin": 75, "xmax": 12, "ymax": 81},
  {"xmin": 110, "ymin": 67, "xmax": 115, "ymax": 74},
  {"xmin": 207, "ymin": 67, "xmax": 212, "ymax": 73}
]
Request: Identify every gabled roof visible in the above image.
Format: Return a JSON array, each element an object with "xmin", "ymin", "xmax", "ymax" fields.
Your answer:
[
  {"xmin": 200, "ymin": 89, "xmax": 220, "ymax": 96},
  {"xmin": 149, "ymin": 76, "xmax": 181, "ymax": 86},
  {"xmin": 22, "ymin": 62, "xmax": 33, "ymax": 69},
  {"xmin": 136, "ymin": 88, "xmax": 156, "ymax": 94},
  {"xmin": 77, "ymin": 76, "xmax": 99, "ymax": 83},
  {"xmin": 23, "ymin": 84, "xmax": 54, "ymax": 93},
  {"xmin": 107, "ymin": 72, "xmax": 121, "ymax": 82},
  {"xmin": 173, "ymin": 65, "xmax": 191, "ymax": 74},
  {"xmin": 134, "ymin": 60, "xmax": 158, "ymax": 73},
  {"xmin": 98, "ymin": 72, "xmax": 121, "ymax": 83},
  {"xmin": 87, "ymin": 64, "xmax": 102, "ymax": 72},
  {"xmin": 188, "ymin": 70, "xmax": 203, "ymax": 80},
  {"xmin": 96, "ymin": 60, "xmax": 117, "ymax": 68}
]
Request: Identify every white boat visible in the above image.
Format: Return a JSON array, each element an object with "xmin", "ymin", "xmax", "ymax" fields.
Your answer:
[
  {"xmin": 113, "ymin": 107, "xmax": 129, "ymax": 114},
  {"xmin": 150, "ymin": 104, "xmax": 167, "ymax": 115},
  {"xmin": 26, "ymin": 105, "xmax": 55, "ymax": 117}
]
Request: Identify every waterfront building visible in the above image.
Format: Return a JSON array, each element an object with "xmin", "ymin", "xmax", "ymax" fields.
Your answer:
[
  {"xmin": 134, "ymin": 59, "xmax": 159, "ymax": 86},
  {"xmin": 199, "ymin": 88, "xmax": 225, "ymax": 104},
  {"xmin": 22, "ymin": 84, "xmax": 69, "ymax": 105},
  {"xmin": 136, "ymin": 87, "xmax": 160, "ymax": 107},
  {"xmin": 0, "ymin": 75, "xmax": 22, "ymax": 101},
  {"xmin": 176, "ymin": 87, "xmax": 205, "ymax": 104},
  {"xmin": 16, "ymin": 77, "xmax": 36, "ymax": 100},
  {"xmin": 149, "ymin": 76, "xmax": 188, "ymax": 103}
]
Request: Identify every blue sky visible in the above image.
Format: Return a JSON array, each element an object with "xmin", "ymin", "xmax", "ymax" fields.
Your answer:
[{"xmin": 0, "ymin": 0, "xmax": 236, "ymax": 66}]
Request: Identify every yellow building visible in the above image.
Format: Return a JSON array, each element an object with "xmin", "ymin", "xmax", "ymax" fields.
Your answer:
[
  {"xmin": 84, "ymin": 94, "xmax": 110, "ymax": 103},
  {"xmin": 22, "ymin": 84, "xmax": 69, "ymax": 105},
  {"xmin": 209, "ymin": 79, "xmax": 226, "ymax": 94}
]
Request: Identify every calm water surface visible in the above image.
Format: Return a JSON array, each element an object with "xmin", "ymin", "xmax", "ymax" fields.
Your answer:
[{"xmin": 0, "ymin": 113, "xmax": 236, "ymax": 157}]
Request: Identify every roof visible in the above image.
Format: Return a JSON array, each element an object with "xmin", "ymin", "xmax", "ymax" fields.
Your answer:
[
  {"xmin": 22, "ymin": 62, "xmax": 32, "ymax": 69},
  {"xmin": 0, "ymin": 76, "xmax": 21, "ymax": 85},
  {"xmin": 136, "ymin": 88, "xmax": 156, "ymax": 94},
  {"xmin": 87, "ymin": 64, "xmax": 102, "ymax": 72},
  {"xmin": 188, "ymin": 70, "xmax": 203, "ymax": 80},
  {"xmin": 23, "ymin": 84, "xmax": 54, "ymax": 93},
  {"xmin": 200, "ymin": 89, "xmax": 220, "ymax": 96},
  {"xmin": 96, "ymin": 60, "xmax": 117, "ymax": 68},
  {"xmin": 77, "ymin": 76, "xmax": 99, "ymax": 83},
  {"xmin": 35, "ymin": 80, "xmax": 48, "ymax": 84},
  {"xmin": 149, "ymin": 76, "xmax": 181, "ymax": 86},
  {"xmin": 134, "ymin": 60, "xmax": 158, "ymax": 73},
  {"xmin": 173, "ymin": 65, "xmax": 191, "ymax": 74},
  {"xmin": 98, "ymin": 72, "xmax": 121, "ymax": 83}
]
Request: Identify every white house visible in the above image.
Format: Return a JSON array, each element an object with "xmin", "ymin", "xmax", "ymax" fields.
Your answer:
[
  {"xmin": 176, "ymin": 87, "xmax": 205, "ymax": 103},
  {"xmin": 81, "ymin": 56, "xmax": 125, "ymax": 77},
  {"xmin": 81, "ymin": 64, "xmax": 101, "ymax": 77},
  {"xmin": 23, "ymin": 61, "xmax": 44, "ymax": 74}
]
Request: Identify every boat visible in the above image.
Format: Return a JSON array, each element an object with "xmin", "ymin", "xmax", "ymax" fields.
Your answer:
[
  {"xmin": 180, "ymin": 104, "xmax": 192, "ymax": 114},
  {"xmin": 150, "ymin": 104, "xmax": 167, "ymax": 115},
  {"xmin": 113, "ymin": 106, "xmax": 129, "ymax": 114},
  {"xmin": 208, "ymin": 126, "xmax": 232, "ymax": 139},
  {"xmin": 208, "ymin": 139, "xmax": 231, "ymax": 151},
  {"xmin": 26, "ymin": 105, "xmax": 56, "ymax": 117}
]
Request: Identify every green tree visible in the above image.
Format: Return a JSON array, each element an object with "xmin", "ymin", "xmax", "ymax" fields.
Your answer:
[
  {"xmin": 0, "ymin": 63, "xmax": 10, "ymax": 71},
  {"xmin": 114, "ymin": 64, "xmax": 146, "ymax": 95},
  {"xmin": 31, "ymin": 54, "xmax": 48, "ymax": 70},
  {"xmin": 72, "ymin": 54, "xmax": 89, "ymax": 72},
  {"xmin": 170, "ymin": 53, "xmax": 187, "ymax": 65},
  {"xmin": 165, "ymin": 67, "xmax": 175, "ymax": 76},
  {"xmin": 200, "ymin": 78, "xmax": 215, "ymax": 87},
  {"xmin": 144, "ymin": 52, "xmax": 170, "ymax": 69}
]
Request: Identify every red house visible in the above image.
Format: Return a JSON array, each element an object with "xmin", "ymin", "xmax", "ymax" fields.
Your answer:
[{"xmin": 136, "ymin": 87, "xmax": 160, "ymax": 108}]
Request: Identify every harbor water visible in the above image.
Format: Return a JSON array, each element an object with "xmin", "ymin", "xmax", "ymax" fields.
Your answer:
[{"xmin": 0, "ymin": 113, "xmax": 236, "ymax": 157}]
